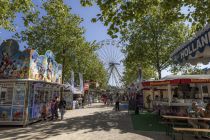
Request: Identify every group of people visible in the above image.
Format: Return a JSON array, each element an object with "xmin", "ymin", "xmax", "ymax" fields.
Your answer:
[
  {"xmin": 101, "ymin": 93, "xmax": 121, "ymax": 111},
  {"xmin": 188, "ymin": 101, "xmax": 210, "ymax": 139},
  {"xmin": 41, "ymin": 96, "xmax": 66, "ymax": 121},
  {"xmin": 101, "ymin": 94, "xmax": 113, "ymax": 106}
]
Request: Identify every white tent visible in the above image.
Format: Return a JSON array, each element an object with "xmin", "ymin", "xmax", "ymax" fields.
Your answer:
[{"xmin": 64, "ymin": 82, "xmax": 83, "ymax": 94}]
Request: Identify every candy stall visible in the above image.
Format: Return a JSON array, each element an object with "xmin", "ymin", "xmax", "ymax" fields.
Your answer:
[{"xmin": 0, "ymin": 39, "xmax": 63, "ymax": 125}]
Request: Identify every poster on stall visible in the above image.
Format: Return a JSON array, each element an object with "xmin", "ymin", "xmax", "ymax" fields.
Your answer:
[
  {"xmin": 12, "ymin": 107, "xmax": 24, "ymax": 121},
  {"xmin": 52, "ymin": 61, "xmax": 58, "ymax": 83},
  {"xmin": 45, "ymin": 50, "xmax": 55, "ymax": 82},
  {"xmin": 57, "ymin": 64, "xmax": 62, "ymax": 83},
  {"xmin": 0, "ymin": 39, "xmax": 30, "ymax": 79},
  {"xmin": 0, "ymin": 106, "xmax": 11, "ymax": 121},
  {"xmin": 29, "ymin": 50, "xmax": 39, "ymax": 79},
  {"xmin": 13, "ymin": 86, "xmax": 25, "ymax": 106},
  {"xmin": 29, "ymin": 50, "xmax": 62, "ymax": 83}
]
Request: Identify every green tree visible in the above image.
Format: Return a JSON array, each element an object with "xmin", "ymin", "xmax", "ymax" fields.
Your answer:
[
  {"xmin": 122, "ymin": 9, "xmax": 189, "ymax": 80},
  {"xmin": 170, "ymin": 64, "xmax": 204, "ymax": 75},
  {"xmin": 80, "ymin": 0, "xmax": 210, "ymax": 37},
  {"xmin": 122, "ymin": 61, "xmax": 156, "ymax": 86},
  {"xmin": 0, "ymin": 0, "xmax": 38, "ymax": 30}
]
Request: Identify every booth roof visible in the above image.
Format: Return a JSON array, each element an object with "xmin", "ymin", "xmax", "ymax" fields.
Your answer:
[
  {"xmin": 0, "ymin": 79, "xmax": 64, "ymax": 86},
  {"xmin": 162, "ymin": 75, "xmax": 210, "ymax": 80},
  {"xmin": 170, "ymin": 24, "xmax": 210, "ymax": 65},
  {"xmin": 142, "ymin": 75, "xmax": 210, "ymax": 87}
]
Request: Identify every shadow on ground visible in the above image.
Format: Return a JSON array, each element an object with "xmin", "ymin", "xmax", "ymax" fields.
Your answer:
[{"xmin": 0, "ymin": 105, "xmax": 197, "ymax": 140}]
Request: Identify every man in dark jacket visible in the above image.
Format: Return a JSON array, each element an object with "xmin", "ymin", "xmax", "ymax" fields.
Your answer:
[{"xmin": 59, "ymin": 98, "xmax": 66, "ymax": 120}]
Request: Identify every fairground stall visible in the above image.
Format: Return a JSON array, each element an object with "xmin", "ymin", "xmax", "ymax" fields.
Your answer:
[
  {"xmin": 142, "ymin": 75, "xmax": 210, "ymax": 116},
  {"xmin": 0, "ymin": 39, "xmax": 63, "ymax": 125},
  {"xmin": 142, "ymin": 23, "xmax": 210, "ymax": 116}
]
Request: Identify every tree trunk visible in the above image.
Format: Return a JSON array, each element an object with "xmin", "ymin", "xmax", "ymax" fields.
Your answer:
[
  {"xmin": 62, "ymin": 47, "xmax": 65, "ymax": 84},
  {"xmin": 158, "ymin": 69, "xmax": 161, "ymax": 80}
]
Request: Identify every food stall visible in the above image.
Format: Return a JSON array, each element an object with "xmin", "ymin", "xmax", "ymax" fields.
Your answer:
[
  {"xmin": 0, "ymin": 39, "xmax": 63, "ymax": 125},
  {"xmin": 142, "ymin": 75, "xmax": 210, "ymax": 115},
  {"xmin": 141, "ymin": 23, "xmax": 210, "ymax": 115}
]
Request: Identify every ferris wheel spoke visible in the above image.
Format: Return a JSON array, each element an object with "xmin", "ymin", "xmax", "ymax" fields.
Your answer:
[
  {"xmin": 114, "ymin": 66, "xmax": 122, "ymax": 81},
  {"xmin": 98, "ymin": 49, "xmax": 107, "ymax": 61},
  {"xmin": 98, "ymin": 49, "xmax": 109, "ymax": 63},
  {"xmin": 102, "ymin": 47, "xmax": 112, "ymax": 63},
  {"xmin": 112, "ymin": 72, "xmax": 118, "ymax": 87},
  {"xmin": 114, "ymin": 51, "xmax": 124, "ymax": 63},
  {"xmin": 107, "ymin": 66, "xmax": 114, "ymax": 84},
  {"xmin": 113, "ymin": 69, "xmax": 121, "ymax": 87},
  {"xmin": 110, "ymin": 46, "xmax": 116, "ymax": 62},
  {"xmin": 113, "ymin": 51, "xmax": 119, "ymax": 63}
]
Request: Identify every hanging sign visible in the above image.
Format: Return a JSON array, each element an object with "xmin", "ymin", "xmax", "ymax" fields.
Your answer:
[{"xmin": 171, "ymin": 24, "xmax": 210, "ymax": 64}]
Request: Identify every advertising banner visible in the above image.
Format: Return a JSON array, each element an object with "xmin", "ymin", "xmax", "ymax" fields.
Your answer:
[{"xmin": 0, "ymin": 39, "xmax": 63, "ymax": 84}]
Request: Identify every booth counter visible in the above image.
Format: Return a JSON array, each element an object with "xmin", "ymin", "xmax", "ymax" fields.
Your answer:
[
  {"xmin": 0, "ymin": 79, "xmax": 62, "ymax": 125},
  {"xmin": 142, "ymin": 75, "xmax": 210, "ymax": 115}
]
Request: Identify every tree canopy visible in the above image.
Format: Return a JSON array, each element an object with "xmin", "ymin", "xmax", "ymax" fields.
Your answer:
[
  {"xmin": 0, "ymin": 0, "xmax": 37, "ymax": 30},
  {"xmin": 121, "ymin": 6, "xmax": 190, "ymax": 82},
  {"xmin": 80, "ymin": 0, "xmax": 210, "ymax": 37}
]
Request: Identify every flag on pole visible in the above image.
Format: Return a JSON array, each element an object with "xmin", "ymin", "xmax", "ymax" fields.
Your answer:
[
  {"xmin": 71, "ymin": 70, "xmax": 74, "ymax": 89},
  {"xmin": 138, "ymin": 65, "xmax": 143, "ymax": 90},
  {"xmin": 79, "ymin": 73, "xmax": 83, "ymax": 92}
]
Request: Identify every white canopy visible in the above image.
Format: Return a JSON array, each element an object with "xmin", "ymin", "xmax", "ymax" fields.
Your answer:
[
  {"xmin": 171, "ymin": 24, "xmax": 210, "ymax": 65},
  {"xmin": 162, "ymin": 75, "xmax": 210, "ymax": 80},
  {"xmin": 64, "ymin": 82, "xmax": 83, "ymax": 94}
]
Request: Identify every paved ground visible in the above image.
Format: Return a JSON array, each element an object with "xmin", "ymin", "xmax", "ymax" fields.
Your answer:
[{"xmin": 0, "ymin": 103, "xmax": 203, "ymax": 140}]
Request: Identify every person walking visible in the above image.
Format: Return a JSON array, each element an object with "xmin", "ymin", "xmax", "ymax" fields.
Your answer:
[
  {"xmin": 82, "ymin": 95, "xmax": 85, "ymax": 108},
  {"xmin": 146, "ymin": 95, "xmax": 152, "ymax": 110},
  {"xmin": 110, "ymin": 94, "xmax": 113, "ymax": 105},
  {"xmin": 78, "ymin": 95, "xmax": 83, "ymax": 108},
  {"xmin": 88, "ymin": 93, "xmax": 92, "ymax": 106},
  {"xmin": 115, "ymin": 93, "xmax": 120, "ymax": 111},
  {"xmin": 50, "ymin": 99, "xmax": 56, "ymax": 120},
  {"xmin": 54, "ymin": 97, "xmax": 59, "ymax": 119},
  {"xmin": 59, "ymin": 98, "xmax": 66, "ymax": 120},
  {"xmin": 41, "ymin": 103, "xmax": 47, "ymax": 121}
]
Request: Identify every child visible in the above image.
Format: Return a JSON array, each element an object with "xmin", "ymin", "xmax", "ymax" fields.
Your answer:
[{"xmin": 41, "ymin": 104, "xmax": 47, "ymax": 121}]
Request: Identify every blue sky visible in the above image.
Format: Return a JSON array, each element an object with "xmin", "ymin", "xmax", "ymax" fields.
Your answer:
[{"xmin": 67, "ymin": 0, "xmax": 111, "ymax": 42}]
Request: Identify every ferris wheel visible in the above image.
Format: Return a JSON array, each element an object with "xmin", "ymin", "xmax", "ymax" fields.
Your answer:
[{"xmin": 96, "ymin": 39, "xmax": 125, "ymax": 88}]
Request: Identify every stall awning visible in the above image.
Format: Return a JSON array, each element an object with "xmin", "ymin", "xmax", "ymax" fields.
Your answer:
[
  {"xmin": 64, "ymin": 82, "xmax": 83, "ymax": 94},
  {"xmin": 171, "ymin": 24, "xmax": 210, "ymax": 65},
  {"xmin": 142, "ymin": 75, "xmax": 210, "ymax": 87}
]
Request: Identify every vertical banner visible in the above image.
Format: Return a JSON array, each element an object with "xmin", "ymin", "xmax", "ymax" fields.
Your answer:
[
  {"xmin": 137, "ymin": 65, "xmax": 144, "ymax": 109},
  {"xmin": 79, "ymin": 73, "xmax": 83, "ymax": 92},
  {"xmin": 71, "ymin": 70, "xmax": 74, "ymax": 89},
  {"xmin": 138, "ymin": 65, "xmax": 143, "ymax": 90}
]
